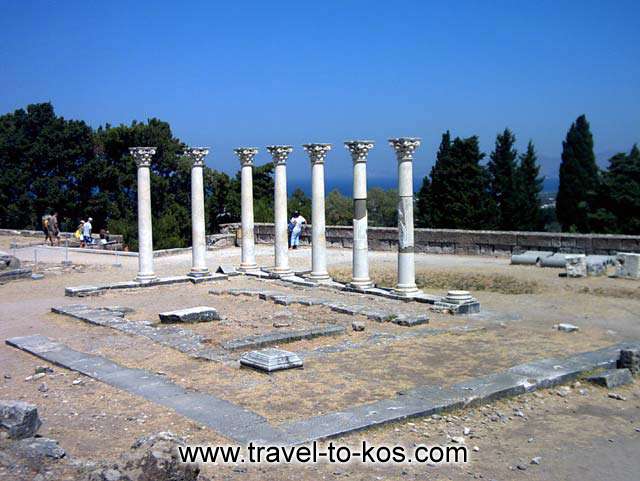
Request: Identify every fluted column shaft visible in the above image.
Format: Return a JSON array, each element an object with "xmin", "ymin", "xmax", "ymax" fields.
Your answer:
[
  {"xmin": 186, "ymin": 147, "xmax": 210, "ymax": 277},
  {"xmin": 267, "ymin": 145, "xmax": 293, "ymax": 276},
  {"xmin": 235, "ymin": 148, "xmax": 259, "ymax": 271},
  {"xmin": 130, "ymin": 147, "xmax": 158, "ymax": 283},
  {"xmin": 389, "ymin": 138, "xmax": 421, "ymax": 295},
  {"xmin": 345, "ymin": 141, "xmax": 374, "ymax": 289},
  {"xmin": 303, "ymin": 144, "xmax": 332, "ymax": 280}
]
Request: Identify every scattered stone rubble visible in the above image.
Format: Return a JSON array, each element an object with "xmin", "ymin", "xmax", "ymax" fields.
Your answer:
[
  {"xmin": 555, "ymin": 323, "xmax": 580, "ymax": 333},
  {"xmin": 615, "ymin": 252, "xmax": 640, "ymax": 279},
  {"xmin": 83, "ymin": 432, "xmax": 201, "ymax": 481},
  {"xmin": 211, "ymin": 287, "xmax": 438, "ymax": 322},
  {"xmin": 432, "ymin": 290, "xmax": 480, "ymax": 314},
  {"xmin": 565, "ymin": 254, "xmax": 587, "ymax": 278},
  {"xmin": 0, "ymin": 400, "xmax": 42, "ymax": 439},
  {"xmin": 587, "ymin": 368, "xmax": 634, "ymax": 388},
  {"xmin": 0, "ymin": 251, "xmax": 32, "ymax": 281},
  {"xmin": 619, "ymin": 348, "xmax": 640, "ymax": 374},
  {"xmin": 158, "ymin": 306, "xmax": 220, "ymax": 324}
]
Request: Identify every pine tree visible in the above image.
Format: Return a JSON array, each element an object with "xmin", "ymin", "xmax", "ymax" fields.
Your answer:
[
  {"xmin": 556, "ymin": 115, "xmax": 599, "ymax": 232},
  {"xmin": 589, "ymin": 145, "xmax": 640, "ymax": 234},
  {"xmin": 424, "ymin": 132, "xmax": 497, "ymax": 229},
  {"xmin": 488, "ymin": 128, "xmax": 519, "ymax": 229},
  {"xmin": 515, "ymin": 141, "xmax": 544, "ymax": 230}
]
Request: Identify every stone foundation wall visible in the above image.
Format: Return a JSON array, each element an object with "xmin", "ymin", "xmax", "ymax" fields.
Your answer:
[
  {"xmin": 0, "ymin": 228, "xmax": 123, "ymax": 244},
  {"xmin": 219, "ymin": 223, "xmax": 640, "ymax": 256}
]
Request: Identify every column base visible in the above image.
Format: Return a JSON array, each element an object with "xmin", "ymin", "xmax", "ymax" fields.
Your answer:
[
  {"xmin": 348, "ymin": 278, "xmax": 374, "ymax": 290},
  {"xmin": 238, "ymin": 263, "xmax": 259, "ymax": 272},
  {"xmin": 392, "ymin": 284, "xmax": 420, "ymax": 297},
  {"xmin": 187, "ymin": 268, "xmax": 211, "ymax": 278},
  {"xmin": 308, "ymin": 272, "xmax": 331, "ymax": 281},
  {"xmin": 135, "ymin": 273, "xmax": 158, "ymax": 284},
  {"xmin": 271, "ymin": 267, "xmax": 294, "ymax": 278}
]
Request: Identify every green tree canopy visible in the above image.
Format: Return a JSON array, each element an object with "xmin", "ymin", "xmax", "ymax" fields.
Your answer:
[
  {"xmin": 514, "ymin": 141, "xmax": 544, "ymax": 231},
  {"xmin": 325, "ymin": 189, "xmax": 352, "ymax": 225},
  {"xmin": 288, "ymin": 187, "xmax": 311, "ymax": 221},
  {"xmin": 588, "ymin": 145, "xmax": 640, "ymax": 234},
  {"xmin": 487, "ymin": 128, "xmax": 519, "ymax": 229},
  {"xmin": 368, "ymin": 187, "xmax": 397, "ymax": 227},
  {"xmin": 556, "ymin": 115, "xmax": 600, "ymax": 232},
  {"xmin": 0, "ymin": 102, "xmax": 94, "ymax": 230},
  {"xmin": 420, "ymin": 132, "xmax": 497, "ymax": 229}
]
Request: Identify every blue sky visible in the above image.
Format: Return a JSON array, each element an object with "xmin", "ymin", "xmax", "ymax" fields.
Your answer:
[{"xmin": 1, "ymin": 0, "xmax": 639, "ymax": 187}]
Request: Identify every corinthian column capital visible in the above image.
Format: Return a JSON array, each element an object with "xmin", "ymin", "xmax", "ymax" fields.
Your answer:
[
  {"xmin": 345, "ymin": 140, "xmax": 375, "ymax": 163},
  {"xmin": 129, "ymin": 147, "xmax": 157, "ymax": 168},
  {"xmin": 388, "ymin": 138, "xmax": 421, "ymax": 161},
  {"xmin": 303, "ymin": 143, "xmax": 332, "ymax": 164},
  {"xmin": 266, "ymin": 145, "xmax": 293, "ymax": 165},
  {"xmin": 184, "ymin": 147, "xmax": 210, "ymax": 167},
  {"xmin": 234, "ymin": 147, "xmax": 259, "ymax": 167}
]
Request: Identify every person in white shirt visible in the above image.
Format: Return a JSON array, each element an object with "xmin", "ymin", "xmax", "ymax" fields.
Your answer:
[
  {"xmin": 289, "ymin": 211, "xmax": 306, "ymax": 249},
  {"xmin": 83, "ymin": 217, "xmax": 93, "ymax": 246}
]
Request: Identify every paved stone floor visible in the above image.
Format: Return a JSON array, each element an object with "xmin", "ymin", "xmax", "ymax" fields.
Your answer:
[{"xmin": 2, "ymin": 236, "xmax": 640, "ymax": 480}]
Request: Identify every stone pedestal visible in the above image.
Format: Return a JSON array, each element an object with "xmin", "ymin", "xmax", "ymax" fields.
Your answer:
[
  {"xmin": 267, "ymin": 145, "xmax": 294, "ymax": 277},
  {"xmin": 565, "ymin": 254, "xmax": 587, "ymax": 278},
  {"xmin": 615, "ymin": 253, "xmax": 640, "ymax": 279},
  {"xmin": 303, "ymin": 144, "xmax": 332, "ymax": 281},
  {"xmin": 185, "ymin": 147, "xmax": 210, "ymax": 278},
  {"xmin": 389, "ymin": 138, "xmax": 421, "ymax": 296},
  {"xmin": 235, "ymin": 148, "xmax": 259, "ymax": 271},
  {"xmin": 239, "ymin": 348, "xmax": 303, "ymax": 372},
  {"xmin": 345, "ymin": 140, "xmax": 374, "ymax": 289},
  {"xmin": 130, "ymin": 147, "xmax": 158, "ymax": 283}
]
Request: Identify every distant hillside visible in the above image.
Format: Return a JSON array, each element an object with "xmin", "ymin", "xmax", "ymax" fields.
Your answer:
[{"xmin": 290, "ymin": 177, "xmax": 560, "ymax": 196}]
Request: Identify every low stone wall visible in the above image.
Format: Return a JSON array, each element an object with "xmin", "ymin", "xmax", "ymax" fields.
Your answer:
[
  {"xmin": 0, "ymin": 228, "xmax": 123, "ymax": 244},
  {"xmin": 218, "ymin": 223, "xmax": 640, "ymax": 256}
]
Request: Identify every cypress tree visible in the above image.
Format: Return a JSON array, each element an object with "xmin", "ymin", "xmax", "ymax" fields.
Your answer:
[
  {"xmin": 424, "ymin": 132, "xmax": 496, "ymax": 229},
  {"xmin": 422, "ymin": 131, "xmax": 453, "ymax": 227},
  {"xmin": 415, "ymin": 175, "xmax": 431, "ymax": 228},
  {"xmin": 488, "ymin": 128, "xmax": 519, "ymax": 229},
  {"xmin": 515, "ymin": 141, "xmax": 544, "ymax": 231},
  {"xmin": 556, "ymin": 115, "xmax": 599, "ymax": 232}
]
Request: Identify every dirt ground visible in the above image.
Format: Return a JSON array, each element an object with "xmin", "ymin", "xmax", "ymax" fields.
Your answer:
[{"xmin": 1, "ymin": 236, "xmax": 640, "ymax": 480}]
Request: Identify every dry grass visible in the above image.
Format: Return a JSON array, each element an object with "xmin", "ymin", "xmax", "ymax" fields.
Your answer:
[
  {"xmin": 573, "ymin": 284, "xmax": 640, "ymax": 300},
  {"xmin": 329, "ymin": 266, "xmax": 540, "ymax": 295}
]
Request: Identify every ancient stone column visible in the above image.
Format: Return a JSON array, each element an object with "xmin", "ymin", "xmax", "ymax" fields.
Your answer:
[
  {"xmin": 130, "ymin": 147, "xmax": 158, "ymax": 283},
  {"xmin": 185, "ymin": 147, "xmax": 210, "ymax": 278},
  {"xmin": 345, "ymin": 140, "xmax": 374, "ymax": 289},
  {"xmin": 267, "ymin": 145, "xmax": 294, "ymax": 277},
  {"xmin": 235, "ymin": 147, "xmax": 259, "ymax": 271},
  {"xmin": 389, "ymin": 138, "xmax": 421, "ymax": 295},
  {"xmin": 303, "ymin": 143, "xmax": 332, "ymax": 281}
]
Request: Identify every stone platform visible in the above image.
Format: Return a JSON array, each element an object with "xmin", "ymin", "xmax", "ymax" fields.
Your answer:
[
  {"xmin": 8, "ymin": 334, "xmax": 639, "ymax": 445},
  {"xmin": 65, "ymin": 273, "xmax": 228, "ymax": 297}
]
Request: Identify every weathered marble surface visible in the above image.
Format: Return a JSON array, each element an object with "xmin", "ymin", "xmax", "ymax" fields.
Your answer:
[
  {"xmin": 239, "ymin": 348, "xmax": 303, "ymax": 372},
  {"xmin": 159, "ymin": 306, "xmax": 220, "ymax": 323},
  {"xmin": 0, "ymin": 401, "xmax": 42, "ymax": 439}
]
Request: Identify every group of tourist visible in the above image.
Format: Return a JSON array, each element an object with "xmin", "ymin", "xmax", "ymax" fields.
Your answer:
[
  {"xmin": 42, "ymin": 212, "xmax": 112, "ymax": 248},
  {"xmin": 41, "ymin": 212, "xmax": 60, "ymax": 246},
  {"xmin": 74, "ymin": 218, "xmax": 93, "ymax": 247}
]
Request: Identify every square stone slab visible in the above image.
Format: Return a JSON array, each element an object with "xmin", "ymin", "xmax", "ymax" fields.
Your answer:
[
  {"xmin": 159, "ymin": 306, "xmax": 220, "ymax": 323},
  {"xmin": 587, "ymin": 368, "xmax": 634, "ymax": 388},
  {"xmin": 239, "ymin": 348, "xmax": 303, "ymax": 372},
  {"xmin": 216, "ymin": 264, "xmax": 239, "ymax": 276}
]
